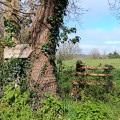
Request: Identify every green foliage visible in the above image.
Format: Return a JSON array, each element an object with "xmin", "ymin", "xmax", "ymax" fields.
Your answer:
[
  {"xmin": 0, "ymin": 82, "xmax": 35, "ymax": 120},
  {"xmin": 84, "ymin": 85, "xmax": 113, "ymax": 101},
  {"xmin": 104, "ymin": 64, "xmax": 114, "ymax": 73},
  {"xmin": 41, "ymin": 41, "xmax": 53, "ymax": 55},
  {"xmin": 3, "ymin": 20, "xmax": 20, "ymax": 47},
  {"xmin": 56, "ymin": 59, "xmax": 74, "ymax": 96},
  {"xmin": 60, "ymin": 26, "xmax": 80, "ymax": 44},
  {"xmin": 37, "ymin": 94, "xmax": 67, "ymax": 120},
  {"xmin": 4, "ymin": 20, "xmax": 20, "ymax": 33},
  {"xmin": 65, "ymin": 99, "xmax": 111, "ymax": 120},
  {"xmin": 0, "ymin": 82, "xmax": 118, "ymax": 120},
  {"xmin": 0, "ymin": 84, "xmax": 68, "ymax": 120},
  {"xmin": 108, "ymin": 51, "xmax": 120, "ymax": 59},
  {"xmin": 1, "ymin": 1, "xmax": 120, "ymax": 119},
  {"xmin": 0, "ymin": 58, "xmax": 30, "ymax": 92},
  {"xmin": 0, "ymin": 19, "xmax": 21, "ymax": 68},
  {"xmin": 103, "ymin": 98, "xmax": 120, "ymax": 120},
  {"xmin": 1, "ymin": 58, "xmax": 120, "ymax": 120}
]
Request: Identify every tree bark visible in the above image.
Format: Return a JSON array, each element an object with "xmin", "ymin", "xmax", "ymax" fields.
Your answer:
[{"xmin": 30, "ymin": 0, "xmax": 58, "ymax": 98}]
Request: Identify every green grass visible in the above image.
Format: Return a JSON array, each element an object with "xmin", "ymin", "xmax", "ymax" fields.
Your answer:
[{"xmin": 63, "ymin": 59, "xmax": 120, "ymax": 70}]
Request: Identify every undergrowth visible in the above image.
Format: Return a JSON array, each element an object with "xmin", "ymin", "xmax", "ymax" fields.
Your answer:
[
  {"xmin": 0, "ymin": 82, "xmax": 112, "ymax": 120},
  {"xmin": 0, "ymin": 59, "xmax": 120, "ymax": 119}
]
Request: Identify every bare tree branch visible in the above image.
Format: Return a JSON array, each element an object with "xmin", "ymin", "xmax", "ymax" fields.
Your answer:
[
  {"xmin": 107, "ymin": 0, "xmax": 117, "ymax": 8},
  {"xmin": 0, "ymin": 1, "xmax": 36, "ymax": 15}
]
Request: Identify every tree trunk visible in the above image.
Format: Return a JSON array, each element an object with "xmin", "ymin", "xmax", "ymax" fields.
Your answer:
[{"xmin": 30, "ymin": 0, "xmax": 58, "ymax": 98}]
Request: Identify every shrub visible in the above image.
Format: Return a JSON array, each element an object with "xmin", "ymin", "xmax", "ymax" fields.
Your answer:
[{"xmin": 108, "ymin": 51, "xmax": 120, "ymax": 59}]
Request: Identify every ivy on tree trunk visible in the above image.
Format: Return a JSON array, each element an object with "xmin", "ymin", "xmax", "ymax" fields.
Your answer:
[{"xmin": 30, "ymin": 0, "xmax": 68, "ymax": 98}]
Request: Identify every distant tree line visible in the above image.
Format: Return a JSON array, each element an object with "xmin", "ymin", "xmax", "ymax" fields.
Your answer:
[
  {"xmin": 56, "ymin": 45, "xmax": 120, "ymax": 60},
  {"xmin": 108, "ymin": 51, "xmax": 120, "ymax": 59},
  {"xmin": 87, "ymin": 49, "xmax": 120, "ymax": 59}
]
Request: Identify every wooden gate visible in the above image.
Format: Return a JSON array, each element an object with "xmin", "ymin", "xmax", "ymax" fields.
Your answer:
[{"xmin": 71, "ymin": 60, "xmax": 115, "ymax": 96}]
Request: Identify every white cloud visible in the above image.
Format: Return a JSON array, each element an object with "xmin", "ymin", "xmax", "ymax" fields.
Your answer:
[
  {"xmin": 105, "ymin": 41, "xmax": 120, "ymax": 44},
  {"xmin": 80, "ymin": 44, "xmax": 106, "ymax": 49},
  {"xmin": 74, "ymin": 27, "xmax": 120, "ymax": 54}
]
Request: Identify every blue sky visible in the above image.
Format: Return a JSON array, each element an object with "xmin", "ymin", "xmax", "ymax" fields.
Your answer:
[{"xmin": 66, "ymin": 0, "xmax": 120, "ymax": 54}]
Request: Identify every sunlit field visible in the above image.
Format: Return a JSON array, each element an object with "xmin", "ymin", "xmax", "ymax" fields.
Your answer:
[{"xmin": 63, "ymin": 59, "xmax": 120, "ymax": 70}]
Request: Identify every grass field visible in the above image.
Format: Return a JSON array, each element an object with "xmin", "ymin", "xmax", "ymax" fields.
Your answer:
[{"xmin": 63, "ymin": 58, "xmax": 120, "ymax": 70}]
